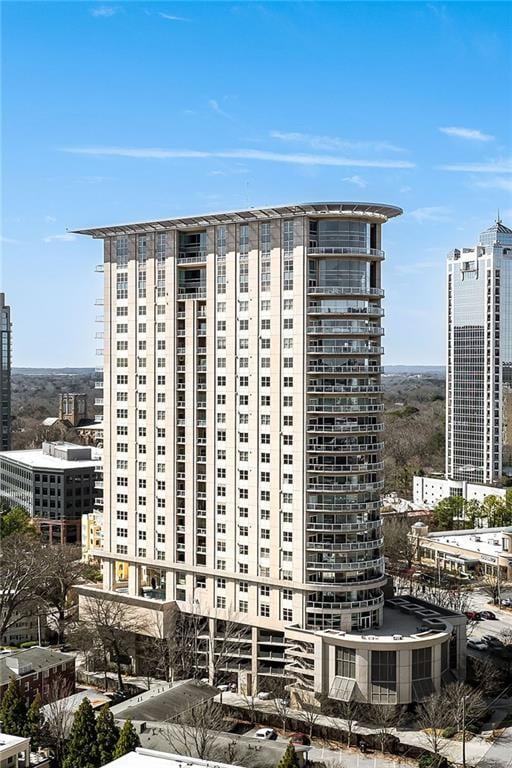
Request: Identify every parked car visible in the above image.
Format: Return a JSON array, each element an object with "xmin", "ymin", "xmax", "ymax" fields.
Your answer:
[
  {"xmin": 290, "ymin": 732, "xmax": 311, "ymax": 746},
  {"xmin": 479, "ymin": 611, "xmax": 497, "ymax": 620},
  {"xmin": 467, "ymin": 638, "xmax": 487, "ymax": 651},
  {"xmin": 465, "ymin": 611, "xmax": 479, "ymax": 621},
  {"xmin": 482, "ymin": 635, "xmax": 503, "ymax": 647},
  {"xmin": 255, "ymin": 728, "xmax": 278, "ymax": 740},
  {"xmin": 501, "ymin": 598, "xmax": 512, "ymax": 607},
  {"xmin": 217, "ymin": 684, "xmax": 230, "ymax": 692},
  {"xmin": 257, "ymin": 691, "xmax": 273, "ymax": 700}
]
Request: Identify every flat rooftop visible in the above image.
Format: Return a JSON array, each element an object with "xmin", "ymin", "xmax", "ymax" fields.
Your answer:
[
  {"xmin": 73, "ymin": 201, "xmax": 403, "ymax": 238},
  {"xmin": 0, "ymin": 647, "xmax": 74, "ymax": 686},
  {"xmin": 105, "ymin": 748, "xmax": 244, "ymax": 768},
  {"xmin": 0, "ymin": 447, "xmax": 100, "ymax": 470},
  {"xmin": 428, "ymin": 528, "xmax": 512, "ymax": 557}
]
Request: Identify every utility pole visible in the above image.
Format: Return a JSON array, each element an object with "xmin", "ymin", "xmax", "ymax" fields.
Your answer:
[{"xmin": 462, "ymin": 694, "xmax": 466, "ymax": 768}]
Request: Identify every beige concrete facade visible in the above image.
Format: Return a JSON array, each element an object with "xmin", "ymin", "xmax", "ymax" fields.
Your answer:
[{"xmin": 73, "ymin": 203, "xmax": 465, "ymax": 699}]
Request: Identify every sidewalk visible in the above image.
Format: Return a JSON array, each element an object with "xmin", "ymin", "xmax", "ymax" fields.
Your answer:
[{"xmin": 218, "ymin": 692, "xmax": 493, "ymax": 766}]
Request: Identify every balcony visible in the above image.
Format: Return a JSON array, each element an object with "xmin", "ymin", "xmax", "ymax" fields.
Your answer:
[
  {"xmin": 308, "ymin": 246, "xmax": 384, "ymax": 258},
  {"xmin": 178, "ymin": 286, "xmax": 206, "ymax": 299},
  {"xmin": 306, "ymin": 500, "xmax": 381, "ymax": 512},
  {"xmin": 95, "ymin": 315, "xmax": 104, "ymax": 323},
  {"xmin": 94, "ymin": 381, "xmax": 103, "ymax": 390},
  {"xmin": 306, "ymin": 595, "xmax": 383, "ymax": 611},
  {"xmin": 308, "ymin": 305, "xmax": 384, "ymax": 318},
  {"xmin": 307, "ymin": 480, "xmax": 384, "ymax": 493},
  {"xmin": 177, "ymin": 251, "xmax": 207, "ymax": 264},
  {"xmin": 305, "ymin": 538, "xmax": 384, "ymax": 552},
  {"xmin": 306, "ymin": 403, "xmax": 384, "ymax": 415},
  {"xmin": 306, "ymin": 557, "xmax": 384, "ymax": 571},
  {"xmin": 308, "ymin": 286, "xmax": 384, "ymax": 297},
  {"xmin": 307, "ymin": 364, "xmax": 382, "ymax": 374},
  {"xmin": 307, "ymin": 384, "xmax": 382, "ymax": 394},
  {"xmin": 307, "ymin": 324, "xmax": 383, "ymax": 336},
  {"xmin": 95, "ymin": 264, "xmax": 104, "ymax": 273},
  {"xmin": 94, "ymin": 298, "xmax": 104, "ymax": 306},
  {"xmin": 306, "ymin": 519, "xmax": 382, "ymax": 533},
  {"xmin": 307, "ymin": 442, "xmax": 384, "ymax": 453},
  {"xmin": 95, "ymin": 399, "xmax": 104, "ymax": 407},
  {"xmin": 307, "ymin": 420, "xmax": 383, "ymax": 432},
  {"xmin": 307, "ymin": 343, "xmax": 383, "ymax": 355},
  {"xmin": 307, "ymin": 461, "xmax": 384, "ymax": 473}
]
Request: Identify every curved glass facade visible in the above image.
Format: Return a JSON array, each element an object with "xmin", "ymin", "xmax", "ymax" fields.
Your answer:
[{"xmin": 305, "ymin": 224, "xmax": 386, "ymax": 631}]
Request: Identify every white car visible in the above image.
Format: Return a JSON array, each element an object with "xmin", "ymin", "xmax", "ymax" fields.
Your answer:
[
  {"xmin": 467, "ymin": 639, "xmax": 487, "ymax": 651},
  {"xmin": 257, "ymin": 691, "xmax": 272, "ymax": 700},
  {"xmin": 255, "ymin": 728, "xmax": 278, "ymax": 740},
  {"xmin": 217, "ymin": 684, "xmax": 230, "ymax": 693}
]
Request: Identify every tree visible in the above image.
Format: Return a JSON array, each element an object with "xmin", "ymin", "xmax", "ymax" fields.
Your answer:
[
  {"xmin": 322, "ymin": 697, "xmax": 360, "ymax": 746},
  {"xmin": 0, "ymin": 534, "xmax": 50, "ymax": 640},
  {"xmin": 96, "ymin": 704, "xmax": 120, "ymax": 765},
  {"xmin": 294, "ymin": 692, "xmax": 321, "ymax": 737},
  {"xmin": 481, "ymin": 495, "xmax": 508, "ymax": 527},
  {"xmin": 27, "ymin": 692, "xmax": 43, "ymax": 749},
  {"xmin": 42, "ymin": 545, "xmax": 89, "ymax": 644},
  {"xmin": 62, "ymin": 698, "xmax": 99, "ymax": 768},
  {"xmin": 163, "ymin": 700, "xmax": 226, "ymax": 761},
  {"xmin": 417, "ymin": 691, "xmax": 451, "ymax": 761},
  {"xmin": 113, "ymin": 719, "xmax": 140, "ymax": 759},
  {"xmin": 276, "ymin": 744, "xmax": 300, "ymax": 768},
  {"xmin": 40, "ymin": 679, "xmax": 76, "ymax": 768},
  {"xmin": 0, "ymin": 678, "xmax": 27, "ymax": 737},
  {"xmin": 432, "ymin": 496, "xmax": 465, "ymax": 531},
  {"xmin": 268, "ymin": 679, "xmax": 290, "ymax": 732},
  {"xmin": 0, "ymin": 505, "xmax": 33, "ymax": 539},
  {"xmin": 78, "ymin": 595, "xmax": 147, "ymax": 691},
  {"xmin": 383, "ymin": 515, "xmax": 418, "ymax": 573},
  {"xmin": 367, "ymin": 703, "xmax": 403, "ymax": 753}
]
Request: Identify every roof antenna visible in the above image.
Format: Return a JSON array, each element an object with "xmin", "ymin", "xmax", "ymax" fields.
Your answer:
[{"xmin": 497, "ymin": 209, "xmax": 502, "ymax": 225}]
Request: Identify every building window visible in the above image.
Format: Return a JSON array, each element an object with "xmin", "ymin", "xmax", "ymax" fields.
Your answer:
[
  {"xmin": 412, "ymin": 647, "xmax": 433, "ymax": 699},
  {"xmin": 335, "ymin": 647, "xmax": 356, "ymax": 678},
  {"xmin": 371, "ymin": 650, "xmax": 397, "ymax": 703}
]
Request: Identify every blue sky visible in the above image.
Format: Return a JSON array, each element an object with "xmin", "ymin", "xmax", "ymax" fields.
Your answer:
[{"xmin": 2, "ymin": 0, "xmax": 511, "ymax": 367}]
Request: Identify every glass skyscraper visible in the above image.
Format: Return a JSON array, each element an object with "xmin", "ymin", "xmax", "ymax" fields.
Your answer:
[{"xmin": 446, "ymin": 219, "xmax": 512, "ymax": 483}]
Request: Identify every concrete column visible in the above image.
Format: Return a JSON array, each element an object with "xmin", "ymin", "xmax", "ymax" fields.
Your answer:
[
  {"xmin": 432, "ymin": 643, "xmax": 442, "ymax": 692},
  {"xmin": 128, "ymin": 563, "xmax": 141, "ymax": 596},
  {"xmin": 251, "ymin": 626, "xmax": 259, "ymax": 694},
  {"xmin": 103, "ymin": 560, "xmax": 115, "ymax": 590}
]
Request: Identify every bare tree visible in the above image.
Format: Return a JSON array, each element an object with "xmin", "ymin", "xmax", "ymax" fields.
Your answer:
[
  {"xmin": 443, "ymin": 682, "xmax": 486, "ymax": 734},
  {"xmin": 167, "ymin": 609, "xmax": 208, "ymax": 682},
  {"xmin": 294, "ymin": 692, "xmax": 321, "ymax": 737},
  {"xmin": 267, "ymin": 679, "xmax": 290, "ymax": 732},
  {"xmin": 417, "ymin": 691, "xmax": 451, "ymax": 762},
  {"xmin": 41, "ymin": 545, "xmax": 89, "ymax": 644},
  {"xmin": 382, "ymin": 515, "xmax": 418, "ymax": 574},
  {"xmin": 321, "ymin": 697, "xmax": 360, "ymax": 746},
  {"xmin": 163, "ymin": 700, "xmax": 228, "ymax": 760},
  {"xmin": 78, "ymin": 595, "xmax": 147, "ymax": 691},
  {"xmin": 0, "ymin": 534, "xmax": 50, "ymax": 639},
  {"xmin": 479, "ymin": 573, "xmax": 511, "ymax": 606},
  {"xmin": 209, "ymin": 616, "xmax": 252, "ymax": 686},
  {"xmin": 40, "ymin": 678, "xmax": 76, "ymax": 768},
  {"xmin": 367, "ymin": 704, "xmax": 403, "ymax": 753}
]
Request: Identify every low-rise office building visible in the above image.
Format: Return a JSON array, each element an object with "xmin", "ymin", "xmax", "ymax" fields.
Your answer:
[
  {"xmin": 0, "ymin": 441, "xmax": 101, "ymax": 545},
  {"xmin": 0, "ymin": 647, "xmax": 75, "ymax": 705},
  {"xmin": 413, "ymin": 475, "xmax": 508, "ymax": 509},
  {"xmin": 412, "ymin": 522, "xmax": 512, "ymax": 580}
]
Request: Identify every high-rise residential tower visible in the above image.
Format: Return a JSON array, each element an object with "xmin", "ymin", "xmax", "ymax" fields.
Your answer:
[
  {"xmin": 76, "ymin": 203, "xmax": 466, "ymax": 704},
  {"xmin": 446, "ymin": 219, "xmax": 512, "ymax": 484},
  {"xmin": 0, "ymin": 293, "xmax": 11, "ymax": 451}
]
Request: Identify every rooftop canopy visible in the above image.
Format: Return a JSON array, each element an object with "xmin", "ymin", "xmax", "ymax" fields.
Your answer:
[{"xmin": 72, "ymin": 201, "xmax": 403, "ymax": 238}]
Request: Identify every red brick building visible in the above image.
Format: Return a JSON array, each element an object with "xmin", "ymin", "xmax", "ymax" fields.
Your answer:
[{"xmin": 0, "ymin": 647, "xmax": 75, "ymax": 705}]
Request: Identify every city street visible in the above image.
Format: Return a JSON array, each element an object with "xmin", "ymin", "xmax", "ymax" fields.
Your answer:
[{"xmin": 466, "ymin": 587, "xmax": 512, "ymax": 641}]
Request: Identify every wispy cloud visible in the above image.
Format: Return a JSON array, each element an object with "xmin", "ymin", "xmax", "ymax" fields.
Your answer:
[
  {"xmin": 43, "ymin": 233, "xmax": 77, "ymax": 243},
  {"xmin": 439, "ymin": 160, "xmax": 512, "ymax": 173},
  {"xmin": 90, "ymin": 6, "xmax": 117, "ymax": 17},
  {"xmin": 342, "ymin": 175, "xmax": 367, "ymax": 188},
  {"xmin": 408, "ymin": 206, "xmax": 451, "ymax": 223},
  {"xmin": 271, "ymin": 130, "xmax": 406, "ymax": 154},
  {"xmin": 471, "ymin": 177, "xmax": 512, "ymax": 191},
  {"xmin": 0, "ymin": 235, "xmax": 21, "ymax": 245},
  {"xmin": 439, "ymin": 126, "xmax": 494, "ymax": 142},
  {"xmin": 157, "ymin": 11, "xmax": 190, "ymax": 21},
  {"xmin": 44, "ymin": 215, "xmax": 57, "ymax": 223},
  {"xmin": 61, "ymin": 145, "xmax": 415, "ymax": 169},
  {"xmin": 208, "ymin": 99, "xmax": 232, "ymax": 119}
]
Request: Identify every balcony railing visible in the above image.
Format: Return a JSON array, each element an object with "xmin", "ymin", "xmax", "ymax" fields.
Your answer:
[
  {"xmin": 308, "ymin": 247, "xmax": 384, "ymax": 258},
  {"xmin": 305, "ymin": 538, "xmax": 384, "ymax": 552},
  {"xmin": 307, "ymin": 344, "xmax": 383, "ymax": 354},
  {"xmin": 306, "ymin": 595, "xmax": 383, "ymax": 611},
  {"xmin": 307, "ymin": 324, "xmax": 383, "ymax": 336},
  {"xmin": 307, "ymin": 365, "xmax": 382, "ymax": 374},
  {"xmin": 306, "ymin": 557, "xmax": 384, "ymax": 571},
  {"xmin": 307, "ymin": 461, "xmax": 384, "ymax": 474},
  {"xmin": 307, "ymin": 480, "xmax": 384, "ymax": 492},
  {"xmin": 307, "ymin": 385, "xmax": 382, "ymax": 394},
  {"xmin": 307, "ymin": 442, "xmax": 384, "ymax": 453},
  {"xmin": 307, "ymin": 500, "xmax": 381, "ymax": 512},
  {"xmin": 306, "ymin": 519, "xmax": 382, "ymax": 533},
  {"xmin": 308, "ymin": 286, "xmax": 384, "ymax": 297},
  {"xmin": 308, "ymin": 306, "xmax": 384, "ymax": 317},
  {"xmin": 306, "ymin": 404, "xmax": 384, "ymax": 415},
  {"xmin": 177, "ymin": 251, "xmax": 207, "ymax": 263}
]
